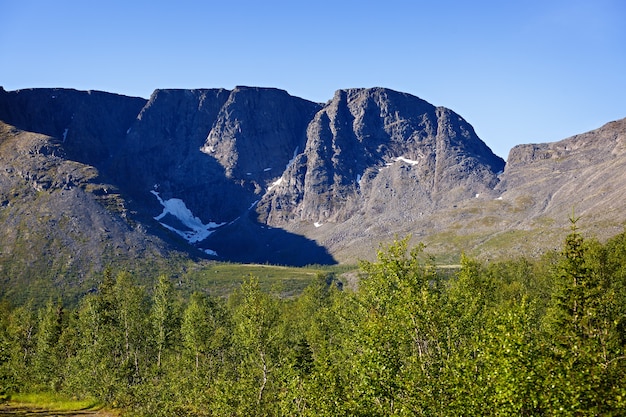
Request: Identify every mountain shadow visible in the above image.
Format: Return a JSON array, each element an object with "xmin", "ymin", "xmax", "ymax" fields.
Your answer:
[{"xmin": 200, "ymin": 210, "xmax": 337, "ymax": 266}]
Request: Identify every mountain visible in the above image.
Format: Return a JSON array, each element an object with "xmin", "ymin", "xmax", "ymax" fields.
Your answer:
[
  {"xmin": 0, "ymin": 85, "xmax": 624, "ymax": 296},
  {"xmin": 255, "ymin": 87, "xmax": 505, "ymax": 260},
  {"xmin": 487, "ymin": 117, "xmax": 626, "ymax": 255}
]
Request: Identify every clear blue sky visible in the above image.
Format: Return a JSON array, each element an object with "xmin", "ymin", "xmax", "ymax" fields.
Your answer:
[{"xmin": 1, "ymin": 0, "xmax": 624, "ymax": 158}]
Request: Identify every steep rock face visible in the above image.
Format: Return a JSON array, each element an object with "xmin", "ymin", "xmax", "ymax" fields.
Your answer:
[
  {"xmin": 258, "ymin": 88, "xmax": 504, "ymax": 227},
  {"xmin": 201, "ymin": 86, "xmax": 322, "ymax": 181},
  {"xmin": 111, "ymin": 88, "xmax": 234, "ymax": 218},
  {"xmin": 0, "ymin": 88, "xmax": 146, "ymax": 166},
  {"xmin": 113, "ymin": 86, "xmax": 321, "ymax": 222},
  {"xmin": 0, "ymin": 86, "xmax": 336, "ymax": 273}
]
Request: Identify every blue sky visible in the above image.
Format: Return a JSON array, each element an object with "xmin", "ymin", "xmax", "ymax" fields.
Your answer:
[{"xmin": 1, "ymin": 0, "xmax": 624, "ymax": 158}]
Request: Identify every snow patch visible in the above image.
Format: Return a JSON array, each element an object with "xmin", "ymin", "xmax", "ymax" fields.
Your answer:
[
  {"xmin": 266, "ymin": 147, "xmax": 300, "ymax": 192},
  {"xmin": 475, "ymin": 193, "xmax": 480, "ymax": 198},
  {"xmin": 200, "ymin": 145, "xmax": 215, "ymax": 154},
  {"xmin": 314, "ymin": 222, "xmax": 323, "ymax": 228},
  {"xmin": 356, "ymin": 174, "xmax": 362, "ymax": 186},
  {"xmin": 151, "ymin": 190, "xmax": 225, "ymax": 243},
  {"xmin": 495, "ymin": 196, "xmax": 503, "ymax": 200},
  {"xmin": 396, "ymin": 156, "xmax": 420, "ymax": 165},
  {"xmin": 267, "ymin": 177, "xmax": 283, "ymax": 191}
]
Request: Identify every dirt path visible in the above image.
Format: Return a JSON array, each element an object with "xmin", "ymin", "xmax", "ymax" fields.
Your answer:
[{"xmin": 0, "ymin": 403, "xmax": 117, "ymax": 416}]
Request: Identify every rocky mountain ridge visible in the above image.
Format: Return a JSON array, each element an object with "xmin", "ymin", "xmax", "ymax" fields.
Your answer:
[{"xmin": 0, "ymin": 86, "xmax": 624, "ymax": 284}]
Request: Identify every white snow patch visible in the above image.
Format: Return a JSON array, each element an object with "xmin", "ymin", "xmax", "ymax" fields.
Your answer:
[
  {"xmin": 268, "ymin": 177, "xmax": 283, "ymax": 191},
  {"xmin": 151, "ymin": 190, "xmax": 225, "ymax": 243},
  {"xmin": 356, "ymin": 174, "xmax": 362, "ymax": 185},
  {"xmin": 200, "ymin": 145, "xmax": 215, "ymax": 154},
  {"xmin": 396, "ymin": 156, "xmax": 419, "ymax": 165},
  {"xmin": 314, "ymin": 222, "xmax": 323, "ymax": 228},
  {"xmin": 264, "ymin": 148, "xmax": 301, "ymax": 192},
  {"xmin": 62, "ymin": 128, "xmax": 69, "ymax": 143},
  {"xmin": 495, "ymin": 196, "xmax": 503, "ymax": 200},
  {"xmin": 475, "ymin": 193, "xmax": 480, "ymax": 198}
]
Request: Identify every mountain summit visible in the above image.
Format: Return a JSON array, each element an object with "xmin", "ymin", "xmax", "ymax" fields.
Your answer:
[{"xmin": 1, "ymin": 86, "xmax": 624, "ymax": 284}]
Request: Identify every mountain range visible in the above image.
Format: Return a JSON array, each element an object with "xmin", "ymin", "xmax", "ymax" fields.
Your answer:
[{"xmin": 1, "ymin": 85, "xmax": 625, "ymax": 292}]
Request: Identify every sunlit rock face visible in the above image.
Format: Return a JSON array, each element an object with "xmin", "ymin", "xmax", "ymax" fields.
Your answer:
[
  {"xmin": 3, "ymin": 85, "xmax": 623, "ymax": 268},
  {"xmin": 257, "ymin": 88, "xmax": 504, "ymax": 227}
]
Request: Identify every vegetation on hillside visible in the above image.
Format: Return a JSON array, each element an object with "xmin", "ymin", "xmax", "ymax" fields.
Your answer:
[{"xmin": 1, "ymin": 223, "xmax": 625, "ymax": 415}]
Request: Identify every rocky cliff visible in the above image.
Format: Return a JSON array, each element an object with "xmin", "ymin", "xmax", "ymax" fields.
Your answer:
[
  {"xmin": 0, "ymin": 85, "xmax": 624, "ymax": 281},
  {"xmin": 258, "ymin": 88, "xmax": 503, "ymax": 225}
]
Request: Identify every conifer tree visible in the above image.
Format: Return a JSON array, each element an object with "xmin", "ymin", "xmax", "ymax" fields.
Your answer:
[{"xmin": 543, "ymin": 215, "xmax": 625, "ymax": 413}]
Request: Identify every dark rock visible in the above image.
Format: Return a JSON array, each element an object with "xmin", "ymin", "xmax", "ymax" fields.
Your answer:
[
  {"xmin": 1, "ymin": 85, "xmax": 624, "ymax": 278},
  {"xmin": 0, "ymin": 88, "xmax": 146, "ymax": 166}
]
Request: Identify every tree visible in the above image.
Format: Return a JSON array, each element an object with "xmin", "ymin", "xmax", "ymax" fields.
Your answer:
[
  {"xmin": 215, "ymin": 277, "xmax": 284, "ymax": 416},
  {"xmin": 32, "ymin": 299, "xmax": 64, "ymax": 391},
  {"xmin": 542, "ymin": 218, "xmax": 626, "ymax": 413},
  {"xmin": 439, "ymin": 254, "xmax": 495, "ymax": 415},
  {"xmin": 344, "ymin": 237, "xmax": 445, "ymax": 415},
  {"xmin": 151, "ymin": 275, "xmax": 176, "ymax": 370},
  {"xmin": 64, "ymin": 270, "xmax": 148, "ymax": 404},
  {"xmin": 481, "ymin": 298, "xmax": 545, "ymax": 415},
  {"xmin": 4, "ymin": 300, "xmax": 37, "ymax": 391},
  {"xmin": 181, "ymin": 291, "xmax": 227, "ymax": 374}
]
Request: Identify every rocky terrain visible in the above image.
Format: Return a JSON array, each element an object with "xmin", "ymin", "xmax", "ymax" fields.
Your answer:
[{"xmin": 0, "ymin": 85, "xmax": 624, "ymax": 290}]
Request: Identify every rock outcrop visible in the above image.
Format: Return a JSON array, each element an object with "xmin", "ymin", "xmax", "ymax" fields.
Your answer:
[
  {"xmin": 0, "ymin": 84, "xmax": 624, "ymax": 279},
  {"xmin": 496, "ymin": 117, "xmax": 626, "ymax": 229},
  {"xmin": 258, "ymin": 88, "xmax": 504, "ymax": 227}
]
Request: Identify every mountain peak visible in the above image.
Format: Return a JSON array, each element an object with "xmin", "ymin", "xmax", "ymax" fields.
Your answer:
[{"xmin": 1, "ymin": 85, "xmax": 624, "ymax": 275}]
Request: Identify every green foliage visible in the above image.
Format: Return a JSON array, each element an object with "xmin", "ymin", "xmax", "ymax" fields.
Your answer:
[
  {"xmin": 1, "ymin": 229, "xmax": 626, "ymax": 415},
  {"xmin": 222, "ymin": 277, "xmax": 284, "ymax": 416},
  {"xmin": 151, "ymin": 275, "xmax": 176, "ymax": 370},
  {"xmin": 347, "ymin": 237, "xmax": 444, "ymax": 415},
  {"xmin": 541, "ymin": 221, "xmax": 626, "ymax": 414},
  {"xmin": 6, "ymin": 391, "xmax": 102, "ymax": 412},
  {"xmin": 32, "ymin": 299, "xmax": 64, "ymax": 391}
]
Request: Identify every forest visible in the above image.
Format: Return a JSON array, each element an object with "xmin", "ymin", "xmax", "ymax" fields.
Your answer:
[{"xmin": 1, "ymin": 220, "xmax": 625, "ymax": 416}]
